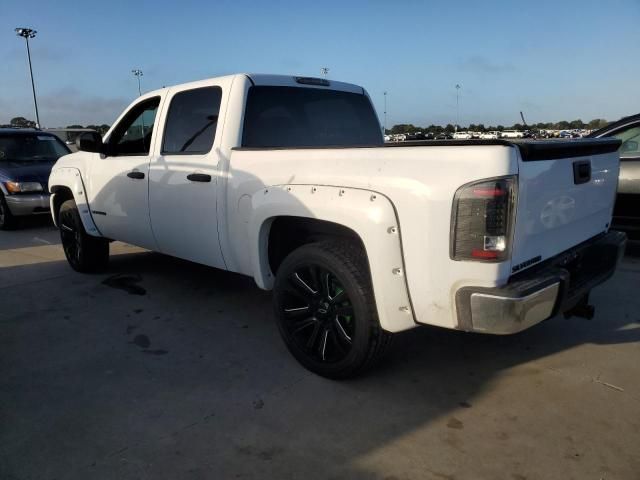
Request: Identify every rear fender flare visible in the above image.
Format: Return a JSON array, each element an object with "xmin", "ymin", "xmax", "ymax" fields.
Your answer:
[{"xmin": 248, "ymin": 185, "xmax": 417, "ymax": 333}]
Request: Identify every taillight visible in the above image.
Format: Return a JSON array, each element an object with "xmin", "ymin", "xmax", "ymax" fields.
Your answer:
[{"xmin": 450, "ymin": 176, "xmax": 517, "ymax": 262}]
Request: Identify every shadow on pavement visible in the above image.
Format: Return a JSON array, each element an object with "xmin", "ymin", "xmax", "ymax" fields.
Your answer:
[{"xmin": 1, "ymin": 243, "xmax": 639, "ymax": 479}]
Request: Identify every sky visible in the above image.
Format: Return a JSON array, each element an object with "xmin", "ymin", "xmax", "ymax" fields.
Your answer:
[{"xmin": 1, "ymin": 0, "xmax": 639, "ymax": 128}]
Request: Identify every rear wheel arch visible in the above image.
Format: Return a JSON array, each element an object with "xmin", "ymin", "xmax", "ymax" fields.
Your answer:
[{"xmin": 265, "ymin": 216, "xmax": 367, "ymax": 278}]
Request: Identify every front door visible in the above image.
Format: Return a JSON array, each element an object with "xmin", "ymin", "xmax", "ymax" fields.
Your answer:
[
  {"xmin": 86, "ymin": 96, "xmax": 161, "ymax": 249},
  {"xmin": 148, "ymin": 84, "xmax": 226, "ymax": 269}
]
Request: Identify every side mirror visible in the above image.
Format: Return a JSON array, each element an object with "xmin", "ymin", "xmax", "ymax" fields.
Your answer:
[{"xmin": 76, "ymin": 131, "xmax": 104, "ymax": 153}]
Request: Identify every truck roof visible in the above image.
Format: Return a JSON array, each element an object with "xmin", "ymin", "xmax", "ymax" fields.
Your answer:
[{"xmin": 142, "ymin": 73, "xmax": 365, "ymax": 98}]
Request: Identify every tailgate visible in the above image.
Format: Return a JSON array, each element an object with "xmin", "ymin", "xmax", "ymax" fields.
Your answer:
[{"xmin": 510, "ymin": 139, "xmax": 621, "ymax": 273}]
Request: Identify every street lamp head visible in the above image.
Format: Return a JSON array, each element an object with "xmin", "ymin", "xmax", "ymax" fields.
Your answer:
[
  {"xmin": 131, "ymin": 69, "xmax": 143, "ymax": 77},
  {"xmin": 15, "ymin": 27, "xmax": 37, "ymax": 39}
]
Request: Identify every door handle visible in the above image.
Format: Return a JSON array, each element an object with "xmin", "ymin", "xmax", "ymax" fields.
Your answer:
[
  {"xmin": 572, "ymin": 160, "xmax": 591, "ymax": 185},
  {"xmin": 187, "ymin": 173, "xmax": 212, "ymax": 182},
  {"xmin": 127, "ymin": 171, "xmax": 145, "ymax": 179}
]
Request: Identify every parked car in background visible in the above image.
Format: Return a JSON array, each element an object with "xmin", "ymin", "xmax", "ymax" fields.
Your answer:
[
  {"xmin": 435, "ymin": 132, "xmax": 453, "ymax": 140},
  {"xmin": 0, "ymin": 129, "xmax": 71, "ymax": 229},
  {"xmin": 589, "ymin": 113, "xmax": 640, "ymax": 238},
  {"xmin": 452, "ymin": 131, "xmax": 472, "ymax": 139},
  {"xmin": 501, "ymin": 130, "xmax": 525, "ymax": 139},
  {"xmin": 480, "ymin": 131, "xmax": 500, "ymax": 139},
  {"xmin": 46, "ymin": 128, "xmax": 97, "ymax": 152}
]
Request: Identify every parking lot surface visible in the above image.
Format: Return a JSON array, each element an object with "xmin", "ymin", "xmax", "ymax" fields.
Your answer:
[{"xmin": 1, "ymin": 219, "xmax": 639, "ymax": 480}]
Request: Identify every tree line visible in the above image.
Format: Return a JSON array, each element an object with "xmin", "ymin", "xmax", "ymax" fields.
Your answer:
[
  {"xmin": 3, "ymin": 117, "xmax": 110, "ymax": 135},
  {"xmin": 387, "ymin": 118, "xmax": 609, "ymax": 135}
]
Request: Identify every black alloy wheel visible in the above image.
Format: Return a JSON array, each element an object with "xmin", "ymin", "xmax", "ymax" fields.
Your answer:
[
  {"xmin": 280, "ymin": 264, "xmax": 355, "ymax": 364},
  {"xmin": 59, "ymin": 205, "xmax": 83, "ymax": 267},
  {"xmin": 273, "ymin": 241, "xmax": 391, "ymax": 379},
  {"xmin": 58, "ymin": 199, "xmax": 109, "ymax": 273},
  {"xmin": 0, "ymin": 194, "xmax": 16, "ymax": 230}
]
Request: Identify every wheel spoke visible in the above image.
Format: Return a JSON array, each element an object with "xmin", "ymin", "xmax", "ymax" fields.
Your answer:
[
  {"xmin": 329, "ymin": 328, "xmax": 348, "ymax": 356},
  {"xmin": 319, "ymin": 328, "xmax": 329, "ymax": 361},
  {"xmin": 305, "ymin": 322, "xmax": 321, "ymax": 349},
  {"xmin": 329, "ymin": 289, "xmax": 345, "ymax": 304},
  {"xmin": 320, "ymin": 269, "xmax": 331, "ymax": 298},
  {"xmin": 291, "ymin": 272, "xmax": 317, "ymax": 297},
  {"xmin": 283, "ymin": 305, "xmax": 310, "ymax": 319},
  {"xmin": 292, "ymin": 317, "xmax": 316, "ymax": 334},
  {"xmin": 334, "ymin": 316, "xmax": 352, "ymax": 343}
]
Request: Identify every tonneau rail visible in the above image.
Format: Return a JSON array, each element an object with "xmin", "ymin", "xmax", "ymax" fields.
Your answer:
[{"xmin": 232, "ymin": 138, "xmax": 621, "ymax": 158}]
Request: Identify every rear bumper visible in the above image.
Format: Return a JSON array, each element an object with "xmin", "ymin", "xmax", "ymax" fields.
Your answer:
[
  {"xmin": 455, "ymin": 230, "xmax": 627, "ymax": 334},
  {"xmin": 5, "ymin": 193, "xmax": 51, "ymax": 216}
]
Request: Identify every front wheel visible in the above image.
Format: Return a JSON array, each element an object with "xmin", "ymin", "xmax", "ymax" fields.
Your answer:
[
  {"xmin": 59, "ymin": 199, "xmax": 109, "ymax": 272},
  {"xmin": 0, "ymin": 193, "xmax": 16, "ymax": 230},
  {"xmin": 273, "ymin": 241, "xmax": 391, "ymax": 379}
]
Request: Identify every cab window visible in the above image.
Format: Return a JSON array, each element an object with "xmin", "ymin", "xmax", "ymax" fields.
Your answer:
[
  {"xmin": 162, "ymin": 87, "xmax": 222, "ymax": 155},
  {"xmin": 612, "ymin": 125, "xmax": 640, "ymax": 159},
  {"xmin": 108, "ymin": 97, "xmax": 160, "ymax": 156}
]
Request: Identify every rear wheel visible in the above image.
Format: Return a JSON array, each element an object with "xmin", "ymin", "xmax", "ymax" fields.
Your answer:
[
  {"xmin": 0, "ymin": 193, "xmax": 16, "ymax": 230},
  {"xmin": 273, "ymin": 241, "xmax": 391, "ymax": 379},
  {"xmin": 59, "ymin": 199, "xmax": 109, "ymax": 272}
]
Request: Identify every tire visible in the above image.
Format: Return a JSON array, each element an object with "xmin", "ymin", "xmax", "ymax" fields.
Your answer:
[
  {"xmin": 0, "ymin": 193, "xmax": 17, "ymax": 230},
  {"xmin": 58, "ymin": 199, "xmax": 109, "ymax": 273},
  {"xmin": 273, "ymin": 241, "xmax": 392, "ymax": 379}
]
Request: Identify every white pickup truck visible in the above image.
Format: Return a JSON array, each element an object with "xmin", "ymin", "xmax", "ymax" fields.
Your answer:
[{"xmin": 49, "ymin": 74, "xmax": 626, "ymax": 378}]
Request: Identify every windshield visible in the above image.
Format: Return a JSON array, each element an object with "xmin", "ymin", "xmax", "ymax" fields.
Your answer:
[{"xmin": 0, "ymin": 134, "xmax": 70, "ymax": 162}]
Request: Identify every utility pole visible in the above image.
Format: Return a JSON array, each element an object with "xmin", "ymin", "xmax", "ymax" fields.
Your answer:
[
  {"xmin": 320, "ymin": 67, "xmax": 329, "ymax": 78},
  {"xmin": 15, "ymin": 27, "xmax": 40, "ymax": 128},
  {"xmin": 132, "ymin": 69, "xmax": 143, "ymax": 96},
  {"xmin": 455, "ymin": 84, "xmax": 461, "ymax": 132},
  {"xmin": 383, "ymin": 91, "xmax": 387, "ymax": 134}
]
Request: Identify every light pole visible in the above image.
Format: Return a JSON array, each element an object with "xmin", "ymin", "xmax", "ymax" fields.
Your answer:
[
  {"xmin": 132, "ymin": 69, "xmax": 143, "ymax": 96},
  {"xmin": 455, "ymin": 84, "xmax": 461, "ymax": 132},
  {"xmin": 15, "ymin": 27, "xmax": 40, "ymax": 128},
  {"xmin": 320, "ymin": 67, "xmax": 329, "ymax": 78},
  {"xmin": 383, "ymin": 91, "xmax": 387, "ymax": 134}
]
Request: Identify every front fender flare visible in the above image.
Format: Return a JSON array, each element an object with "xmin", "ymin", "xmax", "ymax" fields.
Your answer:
[
  {"xmin": 49, "ymin": 167, "xmax": 101, "ymax": 237},
  {"xmin": 249, "ymin": 185, "xmax": 416, "ymax": 333}
]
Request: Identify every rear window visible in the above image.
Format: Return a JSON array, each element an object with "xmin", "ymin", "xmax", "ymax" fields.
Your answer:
[
  {"xmin": 0, "ymin": 134, "xmax": 70, "ymax": 162},
  {"xmin": 242, "ymin": 86, "xmax": 382, "ymax": 148}
]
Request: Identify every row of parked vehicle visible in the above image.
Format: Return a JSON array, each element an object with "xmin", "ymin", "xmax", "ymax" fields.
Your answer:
[
  {"xmin": 385, "ymin": 129, "xmax": 530, "ymax": 142},
  {"xmin": 385, "ymin": 128, "xmax": 596, "ymax": 142}
]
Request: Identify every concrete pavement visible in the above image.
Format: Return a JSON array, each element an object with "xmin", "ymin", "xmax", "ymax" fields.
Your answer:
[{"xmin": 1, "ymin": 219, "xmax": 639, "ymax": 480}]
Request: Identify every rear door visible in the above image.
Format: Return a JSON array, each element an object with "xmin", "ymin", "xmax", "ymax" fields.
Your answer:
[
  {"xmin": 510, "ymin": 139, "xmax": 621, "ymax": 271},
  {"xmin": 148, "ymin": 80, "xmax": 229, "ymax": 269}
]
